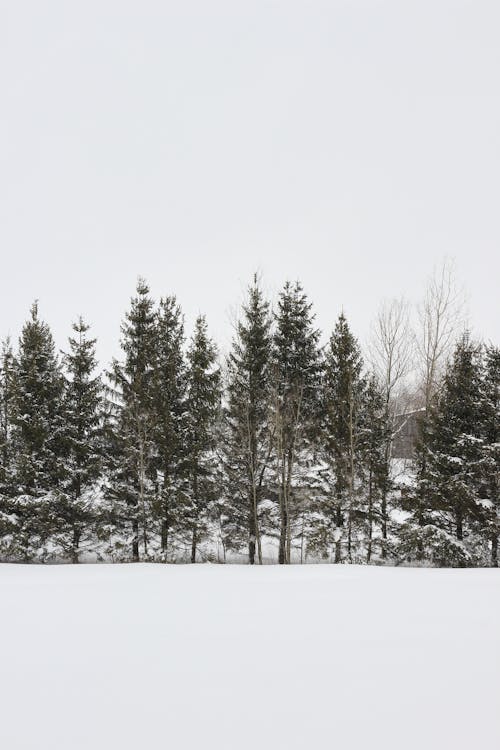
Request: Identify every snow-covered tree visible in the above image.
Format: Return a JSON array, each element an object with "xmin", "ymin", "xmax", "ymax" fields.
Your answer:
[
  {"xmin": 0, "ymin": 338, "xmax": 16, "ymax": 554},
  {"xmin": 223, "ymin": 276, "xmax": 274, "ymax": 564},
  {"xmin": 184, "ymin": 316, "xmax": 221, "ymax": 562},
  {"xmin": 152, "ymin": 295, "xmax": 187, "ymax": 558},
  {"xmin": 320, "ymin": 313, "xmax": 365, "ymax": 562},
  {"xmin": 56, "ymin": 318, "xmax": 103, "ymax": 562},
  {"xmin": 480, "ymin": 345, "xmax": 499, "ymax": 566},
  {"xmin": 106, "ymin": 279, "xmax": 157, "ymax": 561},
  {"xmin": 9, "ymin": 303, "xmax": 66, "ymax": 558},
  {"xmin": 401, "ymin": 334, "xmax": 487, "ymax": 566},
  {"xmin": 272, "ymin": 281, "xmax": 321, "ymax": 564}
]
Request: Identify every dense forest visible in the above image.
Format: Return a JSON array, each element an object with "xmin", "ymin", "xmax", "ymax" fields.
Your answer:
[{"xmin": 0, "ymin": 266, "xmax": 498, "ymax": 566}]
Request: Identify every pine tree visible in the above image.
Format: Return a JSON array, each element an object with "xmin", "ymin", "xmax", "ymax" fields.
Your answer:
[
  {"xmin": 402, "ymin": 334, "xmax": 486, "ymax": 566},
  {"xmin": 184, "ymin": 316, "xmax": 221, "ymax": 562},
  {"xmin": 481, "ymin": 345, "xmax": 499, "ymax": 566},
  {"xmin": 0, "ymin": 339, "xmax": 16, "ymax": 553},
  {"xmin": 0, "ymin": 338, "xmax": 15, "ymax": 494},
  {"xmin": 152, "ymin": 295, "xmax": 187, "ymax": 558},
  {"xmin": 56, "ymin": 318, "xmax": 103, "ymax": 562},
  {"xmin": 106, "ymin": 279, "xmax": 157, "ymax": 561},
  {"xmin": 10, "ymin": 303, "xmax": 66, "ymax": 558},
  {"xmin": 321, "ymin": 313, "xmax": 365, "ymax": 563},
  {"xmin": 272, "ymin": 281, "xmax": 321, "ymax": 564},
  {"xmin": 358, "ymin": 375, "xmax": 390, "ymax": 562},
  {"xmin": 223, "ymin": 275, "xmax": 273, "ymax": 564}
]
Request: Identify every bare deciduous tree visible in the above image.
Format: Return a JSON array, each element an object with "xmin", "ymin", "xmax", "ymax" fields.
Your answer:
[
  {"xmin": 369, "ymin": 296, "xmax": 413, "ymax": 414},
  {"xmin": 417, "ymin": 259, "xmax": 466, "ymax": 409}
]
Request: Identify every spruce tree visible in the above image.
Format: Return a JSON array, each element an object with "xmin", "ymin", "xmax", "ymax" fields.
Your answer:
[
  {"xmin": 272, "ymin": 281, "xmax": 321, "ymax": 564},
  {"xmin": 152, "ymin": 295, "xmax": 187, "ymax": 558},
  {"xmin": 57, "ymin": 318, "xmax": 103, "ymax": 562},
  {"xmin": 481, "ymin": 345, "xmax": 499, "ymax": 565},
  {"xmin": 0, "ymin": 338, "xmax": 15, "ymax": 494},
  {"xmin": 224, "ymin": 275, "xmax": 273, "ymax": 564},
  {"xmin": 0, "ymin": 339, "xmax": 15, "ymax": 553},
  {"xmin": 321, "ymin": 313, "xmax": 364, "ymax": 562},
  {"xmin": 184, "ymin": 316, "xmax": 221, "ymax": 562},
  {"xmin": 402, "ymin": 334, "xmax": 486, "ymax": 566},
  {"xmin": 358, "ymin": 375, "xmax": 390, "ymax": 562},
  {"xmin": 10, "ymin": 303, "xmax": 66, "ymax": 558},
  {"xmin": 107, "ymin": 279, "xmax": 157, "ymax": 561}
]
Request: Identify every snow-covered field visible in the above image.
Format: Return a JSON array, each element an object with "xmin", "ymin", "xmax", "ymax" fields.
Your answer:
[{"xmin": 1, "ymin": 564, "xmax": 498, "ymax": 750}]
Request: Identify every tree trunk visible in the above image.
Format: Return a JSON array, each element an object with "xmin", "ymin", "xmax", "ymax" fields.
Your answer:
[
  {"xmin": 380, "ymin": 495, "xmax": 388, "ymax": 559},
  {"xmin": 248, "ymin": 503, "xmax": 256, "ymax": 565},
  {"xmin": 138, "ymin": 441, "xmax": 148, "ymax": 557},
  {"xmin": 491, "ymin": 534, "xmax": 498, "ymax": 567},
  {"xmin": 71, "ymin": 526, "xmax": 81, "ymax": 564},
  {"xmin": 367, "ymin": 469, "xmax": 373, "ymax": 563},
  {"xmin": 278, "ymin": 449, "xmax": 287, "ymax": 564},
  {"xmin": 161, "ymin": 480, "xmax": 170, "ymax": 558},
  {"xmin": 132, "ymin": 518, "xmax": 139, "ymax": 561},
  {"xmin": 334, "ymin": 503, "xmax": 342, "ymax": 564},
  {"xmin": 279, "ymin": 503, "xmax": 287, "ymax": 564},
  {"xmin": 161, "ymin": 519, "xmax": 169, "ymax": 557},
  {"xmin": 191, "ymin": 528, "xmax": 197, "ymax": 563},
  {"xmin": 456, "ymin": 508, "xmax": 463, "ymax": 541}
]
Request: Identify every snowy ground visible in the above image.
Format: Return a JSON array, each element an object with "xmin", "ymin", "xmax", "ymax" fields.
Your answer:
[{"xmin": 0, "ymin": 564, "xmax": 498, "ymax": 750}]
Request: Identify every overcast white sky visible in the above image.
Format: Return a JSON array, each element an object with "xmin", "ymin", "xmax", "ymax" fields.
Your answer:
[{"xmin": 1, "ymin": 0, "xmax": 499, "ymax": 363}]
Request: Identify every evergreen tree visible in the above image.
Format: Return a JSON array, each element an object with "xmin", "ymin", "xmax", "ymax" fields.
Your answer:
[
  {"xmin": 401, "ymin": 334, "xmax": 486, "ymax": 566},
  {"xmin": 56, "ymin": 318, "xmax": 103, "ymax": 562},
  {"xmin": 321, "ymin": 313, "xmax": 365, "ymax": 562},
  {"xmin": 481, "ymin": 345, "xmax": 499, "ymax": 566},
  {"xmin": 9, "ymin": 303, "xmax": 66, "ymax": 558},
  {"xmin": 184, "ymin": 316, "xmax": 221, "ymax": 562},
  {"xmin": 358, "ymin": 375, "xmax": 391, "ymax": 562},
  {"xmin": 106, "ymin": 279, "xmax": 157, "ymax": 561},
  {"xmin": 223, "ymin": 275, "xmax": 273, "ymax": 564},
  {"xmin": 0, "ymin": 338, "xmax": 15, "ymax": 494},
  {"xmin": 152, "ymin": 296, "xmax": 187, "ymax": 558},
  {"xmin": 272, "ymin": 281, "xmax": 321, "ymax": 564},
  {"xmin": 0, "ymin": 339, "xmax": 15, "ymax": 553}
]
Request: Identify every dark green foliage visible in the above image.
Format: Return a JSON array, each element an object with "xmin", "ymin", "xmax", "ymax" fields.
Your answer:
[
  {"xmin": 0, "ymin": 339, "xmax": 16, "ymax": 552},
  {"xmin": 55, "ymin": 318, "xmax": 103, "ymax": 562},
  {"xmin": 320, "ymin": 313, "xmax": 365, "ymax": 562},
  {"xmin": 479, "ymin": 345, "xmax": 499, "ymax": 565},
  {"xmin": 272, "ymin": 281, "xmax": 321, "ymax": 563},
  {"xmin": 0, "ymin": 339, "xmax": 15, "ymax": 494},
  {"xmin": 7, "ymin": 304, "xmax": 66, "ymax": 558},
  {"xmin": 184, "ymin": 316, "xmax": 221, "ymax": 561},
  {"xmin": 106, "ymin": 279, "xmax": 158, "ymax": 561},
  {"xmin": 358, "ymin": 375, "xmax": 391, "ymax": 561},
  {"xmin": 401, "ymin": 334, "xmax": 492, "ymax": 566},
  {"xmin": 0, "ymin": 277, "xmax": 497, "ymax": 567},
  {"xmin": 152, "ymin": 295, "xmax": 187, "ymax": 558},
  {"xmin": 223, "ymin": 275, "xmax": 274, "ymax": 564}
]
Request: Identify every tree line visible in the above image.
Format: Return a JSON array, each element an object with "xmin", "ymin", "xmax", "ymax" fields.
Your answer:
[{"xmin": 0, "ymin": 268, "xmax": 498, "ymax": 566}]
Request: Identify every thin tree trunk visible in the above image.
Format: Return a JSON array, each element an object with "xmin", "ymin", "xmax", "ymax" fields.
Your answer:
[
  {"xmin": 138, "ymin": 440, "xmax": 148, "ymax": 558},
  {"xmin": 71, "ymin": 526, "xmax": 81, "ymax": 564},
  {"xmin": 300, "ymin": 513, "xmax": 305, "ymax": 564},
  {"xmin": 334, "ymin": 503, "xmax": 342, "ymax": 563},
  {"xmin": 132, "ymin": 518, "xmax": 139, "ymax": 561},
  {"xmin": 285, "ymin": 457, "xmax": 293, "ymax": 564},
  {"xmin": 248, "ymin": 497, "xmax": 256, "ymax": 565},
  {"xmin": 161, "ymin": 472, "xmax": 170, "ymax": 558},
  {"xmin": 456, "ymin": 507, "xmax": 463, "ymax": 541},
  {"xmin": 367, "ymin": 468, "xmax": 373, "ymax": 563},
  {"xmin": 191, "ymin": 527, "xmax": 197, "ymax": 563},
  {"xmin": 491, "ymin": 534, "xmax": 498, "ymax": 567}
]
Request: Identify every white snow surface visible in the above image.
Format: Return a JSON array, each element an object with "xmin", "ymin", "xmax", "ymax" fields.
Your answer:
[{"xmin": 1, "ymin": 563, "xmax": 499, "ymax": 750}]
